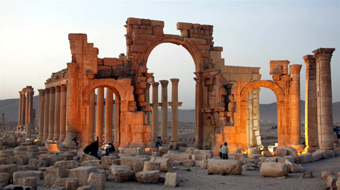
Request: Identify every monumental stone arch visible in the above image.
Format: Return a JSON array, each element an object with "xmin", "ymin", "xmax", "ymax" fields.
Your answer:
[{"xmin": 30, "ymin": 17, "xmax": 336, "ymax": 155}]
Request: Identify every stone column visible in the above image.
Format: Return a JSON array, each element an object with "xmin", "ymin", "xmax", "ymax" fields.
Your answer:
[
  {"xmin": 105, "ymin": 88, "xmax": 113, "ymax": 144},
  {"xmin": 38, "ymin": 89, "xmax": 45, "ymax": 140},
  {"xmin": 114, "ymin": 98, "xmax": 120, "ymax": 145},
  {"xmin": 303, "ymin": 55, "xmax": 318, "ymax": 152},
  {"xmin": 17, "ymin": 91, "xmax": 22, "ymax": 130},
  {"xmin": 53, "ymin": 86, "xmax": 61, "ymax": 141},
  {"xmin": 63, "ymin": 62, "xmax": 79, "ymax": 148},
  {"xmin": 43, "ymin": 88, "xmax": 50, "ymax": 141},
  {"xmin": 25, "ymin": 87, "xmax": 34, "ymax": 138},
  {"xmin": 194, "ymin": 72, "xmax": 204, "ymax": 149},
  {"xmin": 151, "ymin": 82, "xmax": 159, "ymax": 143},
  {"xmin": 48, "ymin": 87, "xmax": 55, "ymax": 140},
  {"xmin": 18, "ymin": 91, "xmax": 24, "ymax": 130},
  {"xmin": 289, "ymin": 64, "xmax": 302, "ymax": 147},
  {"xmin": 96, "ymin": 87, "xmax": 104, "ymax": 145},
  {"xmin": 313, "ymin": 48, "xmax": 335, "ymax": 150},
  {"xmin": 59, "ymin": 85, "xmax": 67, "ymax": 142},
  {"xmin": 88, "ymin": 91, "xmax": 95, "ymax": 143},
  {"xmin": 20, "ymin": 91, "xmax": 26, "ymax": 128},
  {"xmin": 170, "ymin": 78, "xmax": 179, "ymax": 144},
  {"xmin": 146, "ymin": 83, "xmax": 151, "ymax": 125},
  {"xmin": 159, "ymin": 80, "xmax": 169, "ymax": 144}
]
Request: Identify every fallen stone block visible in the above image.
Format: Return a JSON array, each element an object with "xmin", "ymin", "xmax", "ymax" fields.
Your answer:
[
  {"xmin": 54, "ymin": 178, "xmax": 79, "ymax": 190},
  {"xmin": 44, "ymin": 167, "xmax": 68, "ymax": 186},
  {"xmin": 80, "ymin": 160, "xmax": 101, "ymax": 167},
  {"xmin": 196, "ymin": 160, "xmax": 208, "ymax": 169},
  {"xmin": 265, "ymin": 157, "xmax": 277, "ymax": 162},
  {"xmin": 322, "ymin": 150, "xmax": 336, "ymax": 159},
  {"xmin": 163, "ymin": 153, "xmax": 192, "ymax": 161},
  {"xmin": 300, "ymin": 171, "xmax": 313, "ymax": 178},
  {"xmin": 321, "ymin": 170, "xmax": 335, "ymax": 180},
  {"xmin": 150, "ymin": 157, "xmax": 173, "ymax": 172},
  {"xmin": 260, "ymin": 162, "xmax": 289, "ymax": 177},
  {"xmin": 164, "ymin": 172, "xmax": 181, "ymax": 187},
  {"xmin": 326, "ymin": 175, "xmax": 337, "ymax": 190},
  {"xmin": 0, "ymin": 172, "xmax": 10, "ymax": 185},
  {"xmin": 185, "ymin": 148, "xmax": 197, "ymax": 154},
  {"xmin": 29, "ymin": 158, "xmax": 46, "ymax": 168},
  {"xmin": 17, "ymin": 177, "xmax": 38, "ymax": 190},
  {"xmin": 13, "ymin": 170, "xmax": 42, "ymax": 184},
  {"xmin": 76, "ymin": 185, "xmax": 95, "ymax": 190},
  {"xmin": 193, "ymin": 150, "xmax": 213, "ymax": 158},
  {"xmin": 182, "ymin": 159, "xmax": 195, "ymax": 167},
  {"xmin": 87, "ymin": 172, "xmax": 106, "ymax": 190},
  {"xmin": 69, "ymin": 166, "xmax": 97, "ymax": 186},
  {"xmin": 207, "ymin": 159, "xmax": 242, "ymax": 175},
  {"xmin": 172, "ymin": 160, "xmax": 182, "ymax": 166},
  {"xmin": 262, "ymin": 151, "xmax": 273, "ymax": 157},
  {"xmin": 312, "ymin": 152, "xmax": 324, "ymax": 161},
  {"xmin": 13, "ymin": 155, "xmax": 29, "ymax": 165},
  {"xmin": 136, "ymin": 171, "xmax": 160, "ymax": 183},
  {"xmin": 228, "ymin": 153, "xmax": 247, "ymax": 160},
  {"xmin": 54, "ymin": 160, "xmax": 80, "ymax": 169},
  {"xmin": 63, "ymin": 152, "xmax": 75, "ymax": 161},
  {"xmin": 275, "ymin": 146, "xmax": 298, "ymax": 163},
  {"xmin": 143, "ymin": 161, "xmax": 160, "ymax": 171},
  {"xmin": 249, "ymin": 154, "xmax": 263, "ymax": 159},
  {"xmin": 336, "ymin": 177, "xmax": 340, "ymax": 190},
  {"xmin": 120, "ymin": 156, "xmax": 148, "ymax": 169},
  {"xmin": 249, "ymin": 148, "xmax": 261, "ymax": 155},
  {"xmin": 110, "ymin": 165, "xmax": 134, "ymax": 182},
  {"xmin": 298, "ymin": 153, "xmax": 313, "ymax": 163},
  {"xmin": 192, "ymin": 154, "xmax": 208, "ymax": 160},
  {"xmin": 79, "ymin": 154, "xmax": 98, "ymax": 162},
  {"xmin": 133, "ymin": 162, "xmax": 143, "ymax": 173}
]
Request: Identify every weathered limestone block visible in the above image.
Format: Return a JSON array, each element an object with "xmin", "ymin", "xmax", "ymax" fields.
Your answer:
[
  {"xmin": 96, "ymin": 169, "xmax": 110, "ymax": 178},
  {"xmin": 285, "ymin": 160, "xmax": 304, "ymax": 173},
  {"xmin": 249, "ymin": 154, "xmax": 263, "ymax": 159},
  {"xmin": 284, "ymin": 156, "xmax": 295, "ymax": 163},
  {"xmin": 164, "ymin": 172, "xmax": 181, "ymax": 187},
  {"xmin": 29, "ymin": 158, "xmax": 46, "ymax": 168},
  {"xmin": 249, "ymin": 148, "xmax": 261, "ymax": 155},
  {"xmin": 228, "ymin": 153, "xmax": 248, "ymax": 160},
  {"xmin": 44, "ymin": 167, "xmax": 68, "ymax": 186},
  {"xmin": 193, "ymin": 150, "xmax": 213, "ymax": 158},
  {"xmin": 76, "ymin": 185, "xmax": 95, "ymax": 190},
  {"xmin": 0, "ymin": 164, "xmax": 18, "ymax": 178},
  {"xmin": 100, "ymin": 156, "xmax": 120, "ymax": 169},
  {"xmin": 163, "ymin": 153, "xmax": 192, "ymax": 161},
  {"xmin": 192, "ymin": 154, "xmax": 208, "ymax": 160},
  {"xmin": 64, "ymin": 152, "xmax": 75, "ymax": 161},
  {"xmin": 69, "ymin": 166, "xmax": 97, "ymax": 186},
  {"xmin": 336, "ymin": 177, "xmax": 340, "ymax": 190},
  {"xmin": 13, "ymin": 146, "xmax": 27, "ymax": 155},
  {"xmin": 275, "ymin": 146, "xmax": 298, "ymax": 163},
  {"xmin": 182, "ymin": 159, "xmax": 195, "ymax": 167},
  {"xmin": 80, "ymin": 160, "xmax": 101, "ymax": 167},
  {"xmin": 135, "ymin": 171, "xmax": 160, "ymax": 183},
  {"xmin": 54, "ymin": 178, "xmax": 79, "ymax": 190},
  {"xmin": 207, "ymin": 159, "xmax": 242, "ymax": 175},
  {"xmin": 326, "ymin": 175, "xmax": 337, "ymax": 190},
  {"xmin": 54, "ymin": 160, "xmax": 79, "ymax": 169},
  {"xmin": 39, "ymin": 154, "xmax": 58, "ymax": 166},
  {"xmin": 185, "ymin": 148, "xmax": 197, "ymax": 154},
  {"xmin": 87, "ymin": 172, "xmax": 106, "ymax": 190},
  {"xmin": 240, "ymin": 158, "xmax": 259, "ymax": 165},
  {"xmin": 150, "ymin": 157, "xmax": 173, "ymax": 172},
  {"xmin": 312, "ymin": 152, "xmax": 324, "ymax": 161},
  {"xmin": 172, "ymin": 160, "xmax": 182, "ymax": 166},
  {"xmin": 321, "ymin": 170, "xmax": 335, "ymax": 180},
  {"xmin": 143, "ymin": 161, "xmax": 160, "ymax": 171},
  {"xmin": 80, "ymin": 154, "xmax": 98, "ymax": 162},
  {"xmin": 260, "ymin": 162, "xmax": 289, "ymax": 177},
  {"xmin": 109, "ymin": 165, "xmax": 134, "ymax": 182},
  {"xmin": 262, "ymin": 151, "xmax": 273, "ymax": 157},
  {"xmin": 13, "ymin": 171, "xmax": 42, "ymax": 184},
  {"xmin": 0, "ymin": 172, "xmax": 10, "ymax": 185},
  {"xmin": 133, "ymin": 162, "xmax": 143, "ymax": 173},
  {"xmin": 300, "ymin": 171, "xmax": 313, "ymax": 178},
  {"xmin": 17, "ymin": 177, "xmax": 38, "ymax": 190},
  {"xmin": 13, "ymin": 155, "xmax": 29, "ymax": 165},
  {"xmin": 120, "ymin": 156, "xmax": 148, "ymax": 169},
  {"xmin": 321, "ymin": 150, "xmax": 336, "ymax": 159},
  {"xmin": 298, "ymin": 153, "xmax": 313, "ymax": 163},
  {"xmin": 20, "ymin": 165, "xmax": 38, "ymax": 171},
  {"xmin": 265, "ymin": 157, "xmax": 277, "ymax": 162},
  {"xmin": 2, "ymin": 185, "xmax": 34, "ymax": 190},
  {"xmin": 196, "ymin": 160, "xmax": 208, "ymax": 169}
]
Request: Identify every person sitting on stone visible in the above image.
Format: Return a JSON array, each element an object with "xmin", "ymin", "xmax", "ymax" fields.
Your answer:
[
  {"xmin": 105, "ymin": 142, "xmax": 115, "ymax": 156},
  {"xmin": 83, "ymin": 137, "xmax": 99, "ymax": 159},
  {"xmin": 155, "ymin": 136, "xmax": 162, "ymax": 149},
  {"xmin": 220, "ymin": 142, "xmax": 229, "ymax": 159}
]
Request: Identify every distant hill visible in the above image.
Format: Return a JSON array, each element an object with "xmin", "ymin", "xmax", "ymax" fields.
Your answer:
[{"xmin": 0, "ymin": 96, "xmax": 339, "ymax": 124}]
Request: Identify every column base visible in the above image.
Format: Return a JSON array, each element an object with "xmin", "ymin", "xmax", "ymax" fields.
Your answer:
[
  {"xmin": 63, "ymin": 139, "xmax": 77, "ymax": 149},
  {"xmin": 304, "ymin": 146, "xmax": 318, "ymax": 153},
  {"xmin": 292, "ymin": 144, "xmax": 305, "ymax": 152}
]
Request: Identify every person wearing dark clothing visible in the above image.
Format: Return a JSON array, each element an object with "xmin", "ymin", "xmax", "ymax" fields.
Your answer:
[
  {"xmin": 72, "ymin": 137, "xmax": 78, "ymax": 146},
  {"xmin": 155, "ymin": 137, "xmax": 162, "ymax": 149},
  {"xmin": 219, "ymin": 144, "xmax": 223, "ymax": 159},
  {"xmin": 83, "ymin": 137, "xmax": 99, "ymax": 159},
  {"xmin": 106, "ymin": 142, "xmax": 115, "ymax": 156}
]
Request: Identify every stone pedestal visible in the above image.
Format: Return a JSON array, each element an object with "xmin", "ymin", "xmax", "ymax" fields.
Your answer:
[
  {"xmin": 105, "ymin": 88, "xmax": 113, "ymax": 144},
  {"xmin": 303, "ymin": 55, "xmax": 318, "ymax": 152},
  {"xmin": 38, "ymin": 89, "xmax": 45, "ymax": 140},
  {"xmin": 151, "ymin": 82, "xmax": 159, "ymax": 143},
  {"xmin": 170, "ymin": 78, "xmax": 179, "ymax": 144},
  {"xmin": 289, "ymin": 64, "xmax": 302, "ymax": 146},
  {"xmin": 96, "ymin": 87, "xmax": 104, "ymax": 145},
  {"xmin": 160, "ymin": 80, "xmax": 169, "ymax": 144},
  {"xmin": 313, "ymin": 48, "xmax": 335, "ymax": 150},
  {"xmin": 43, "ymin": 89, "xmax": 50, "ymax": 141}
]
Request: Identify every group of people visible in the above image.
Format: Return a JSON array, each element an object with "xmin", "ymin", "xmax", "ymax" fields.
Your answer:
[
  {"xmin": 83, "ymin": 137, "xmax": 115, "ymax": 158},
  {"xmin": 219, "ymin": 142, "xmax": 229, "ymax": 159}
]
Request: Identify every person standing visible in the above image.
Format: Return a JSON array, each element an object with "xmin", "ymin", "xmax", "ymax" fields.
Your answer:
[
  {"xmin": 155, "ymin": 136, "xmax": 162, "ymax": 149},
  {"xmin": 220, "ymin": 142, "xmax": 229, "ymax": 159}
]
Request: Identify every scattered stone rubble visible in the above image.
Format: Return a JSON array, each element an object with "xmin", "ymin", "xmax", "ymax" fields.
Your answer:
[{"xmin": 0, "ymin": 136, "xmax": 340, "ymax": 189}]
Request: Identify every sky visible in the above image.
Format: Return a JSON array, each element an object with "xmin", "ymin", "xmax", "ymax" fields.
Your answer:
[{"xmin": 0, "ymin": 1, "xmax": 339, "ymax": 109}]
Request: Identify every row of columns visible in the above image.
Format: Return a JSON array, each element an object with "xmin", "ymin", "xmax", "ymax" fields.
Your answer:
[
  {"xmin": 38, "ymin": 85, "xmax": 67, "ymax": 142},
  {"xmin": 149, "ymin": 78, "xmax": 180, "ymax": 146},
  {"xmin": 88, "ymin": 87, "xmax": 119, "ymax": 146},
  {"xmin": 17, "ymin": 86, "xmax": 34, "ymax": 138}
]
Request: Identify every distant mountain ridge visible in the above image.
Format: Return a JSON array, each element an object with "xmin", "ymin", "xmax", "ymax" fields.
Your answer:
[{"xmin": 0, "ymin": 96, "xmax": 339, "ymax": 124}]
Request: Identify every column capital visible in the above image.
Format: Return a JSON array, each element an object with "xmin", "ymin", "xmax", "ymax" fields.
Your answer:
[
  {"xmin": 60, "ymin": 85, "xmax": 67, "ymax": 91},
  {"xmin": 159, "ymin": 80, "xmax": 169, "ymax": 87},
  {"xmin": 19, "ymin": 91, "xmax": 25, "ymax": 96},
  {"xmin": 170, "ymin": 78, "xmax": 180, "ymax": 86},
  {"xmin": 152, "ymin": 82, "xmax": 159, "ymax": 87},
  {"xmin": 55, "ymin": 86, "xmax": 61, "ymax": 92},
  {"xmin": 289, "ymin": 64, "xmax": 302, "ymax": 74},
  {"xmin": 45, "ymin": 88, "xmax": 50, "ymax": 94},
  {"xmin": 146, "ymin": 83, "xmax": 151, "ymax": 88},
  {"xmin": 49, "ymin": 87, "xmax": 56, "ymax": 93},
  {"xmin": 38, "ymin": 89, "xmax": 45, "ymax": 95},
  {"xmin": 313, "ymin": 48, "xmax": 335, "ymax": 60},
  {"xmin": 303, "ymin": 55, "xmax": 316, "ymax": 68}
]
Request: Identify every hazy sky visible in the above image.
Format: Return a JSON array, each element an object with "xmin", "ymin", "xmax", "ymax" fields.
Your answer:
[{"xmin": 0, "ymin": 1, "xmax": 339, "ymax": 109}]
